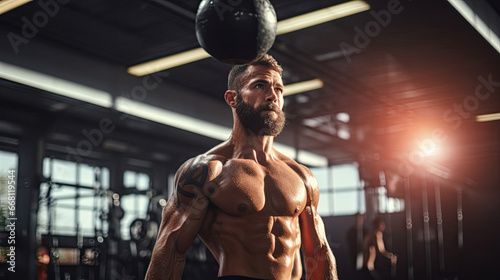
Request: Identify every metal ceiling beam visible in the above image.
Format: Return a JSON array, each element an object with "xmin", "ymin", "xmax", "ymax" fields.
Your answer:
[{"xmin": 148, "ymin": 0, "xmax": 196, "ymax": 21}]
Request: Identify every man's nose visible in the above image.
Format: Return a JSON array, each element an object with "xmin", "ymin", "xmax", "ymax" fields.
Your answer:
[{"xmin": 266, "ymin": 88, "xmax": 279, "ymax": 103}]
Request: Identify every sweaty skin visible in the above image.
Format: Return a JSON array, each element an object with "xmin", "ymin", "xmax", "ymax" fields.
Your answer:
[{"xmin": 146, "ymin": 65, "xmax": 337, "ymax": 280}]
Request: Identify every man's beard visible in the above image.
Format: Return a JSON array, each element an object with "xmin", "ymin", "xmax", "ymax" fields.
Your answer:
[{"xmin": 235, "ymin": 96, "xmax": 286, "ymax": 137}]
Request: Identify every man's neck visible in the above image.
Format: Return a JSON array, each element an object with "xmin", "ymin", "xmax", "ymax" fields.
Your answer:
[{"xmin": 229, "ymin": 122, "xmax": 276, "ymax": 163}]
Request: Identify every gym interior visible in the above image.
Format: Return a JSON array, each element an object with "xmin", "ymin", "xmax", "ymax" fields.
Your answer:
[{"xmin": 0, "ymin": 0, "xmax": 499, "ymax": 279}]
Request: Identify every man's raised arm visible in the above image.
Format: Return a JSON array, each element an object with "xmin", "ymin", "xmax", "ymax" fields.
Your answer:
[
  {"xmin": 145, "ymin": 156, "xmax": 211, "ymax": 280},
  {"xmin": 299, "ymin": 168, "xmax": 338, "ymax": 280}
]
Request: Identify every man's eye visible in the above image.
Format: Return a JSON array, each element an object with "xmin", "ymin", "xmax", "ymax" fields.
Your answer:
[
  {"xmin": 276, "ymin": 88, "xmax": 283, "ymax": 93},
  {"xmin": 255, "ymin": 84, "xmax": 264, "ymax": 89}
]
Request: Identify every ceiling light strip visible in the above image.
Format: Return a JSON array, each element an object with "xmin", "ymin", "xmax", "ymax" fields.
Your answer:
[
  {"xmin": 284, "ymin": 78, "xmax": 324, "ymax": 96},
  {"xmin": 448, "ymin": 0, "xmax": 500, "ymax": 53},
  {"xmin": 127, "ymin": 47, "xmax": 211, "ymax": 76},
  {"xmin": 127, "ymin": 0, "xmax": 370, "ymax": 76},
  {"xmin": 476, "ymin": 112, "xmax": 500, "ymax": 122},
  {"xmin": 0, "ymin": 0, "xmax": 31, "ymax": 15},
  {"xmin": 276, "ymin": 0, "xmax": 370, "ymax": 35},
  {"xmin": 114, "ymin": 97, "xmax": 232, "ymax": 140},
  {"xmin": 0, "ymin": 61, "xmax": 113, "ymax": 107}
]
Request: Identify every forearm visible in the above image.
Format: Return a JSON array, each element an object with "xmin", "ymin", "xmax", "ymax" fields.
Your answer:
[
  {"xmin": 145, "ymin": 219, "xmax": 187, "ymax": 280},
  {"xmin": 366, "ymin": 247, "xmax": 376, "ymax": 271},
  {"xmin": 145, "ymin": 195, "xmax": 206, "ymax": 280},
  {"xmin": 145, "ymin": 245, "xmax": 185, "ymax": 280}
]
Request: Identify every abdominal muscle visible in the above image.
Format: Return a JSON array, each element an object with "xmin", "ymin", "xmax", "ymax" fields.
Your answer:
[{"xmin": 199, "ymin": 208, "xmax": 303, "ymax": 280}]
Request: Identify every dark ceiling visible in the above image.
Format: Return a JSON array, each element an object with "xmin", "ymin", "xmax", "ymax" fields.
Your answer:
[{"xmin": 0, "ymin": 0, "xmax": 499, "ymax": 185}]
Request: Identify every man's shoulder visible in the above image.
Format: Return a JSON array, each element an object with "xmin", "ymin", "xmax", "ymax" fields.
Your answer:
[
  {"xmin": 176, "ymin": 144, "xmax": 231, "ymax": 184},
  {"xmin": 185, "ymin": 153, "xmax": 227, "ymax": 164},
  {"xmin": 178, "ymin": 153, "xmax": 226, "ymax": 177}
]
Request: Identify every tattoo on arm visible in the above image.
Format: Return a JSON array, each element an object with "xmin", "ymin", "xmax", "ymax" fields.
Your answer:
[
  {"xmin": 177, "ymin": 187, "xmax": 197, "ymax": 198},
  {"xmin": 177, "ymin": 161, "xmax": 208, "ymax": 199}
]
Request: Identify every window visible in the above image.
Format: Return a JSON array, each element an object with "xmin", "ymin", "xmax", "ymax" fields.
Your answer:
[
  {"xmin": 311, "ymin": 163, "xmax": 365, "ymax": 216},
  {"xmin": 124, "ymin": 170, "xmax": 150, "ymax": 190},
  {"xmin": 120, "ymin": 194, "xmax": 150, "ymax": 240},
  {"xmin": 38, "ymin": 158, "xmax": 109, "ymax": 237},
  {"xmin": 377, "ymin": 187, "xmax": 404, "ymax": 213},
  {"xmin": 120, "ymin": 171, "xmax": 151, "ymax": 240}
]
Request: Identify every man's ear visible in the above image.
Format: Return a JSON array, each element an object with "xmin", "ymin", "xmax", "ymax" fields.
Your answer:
[{"xmin": 225, "ymin": 90, "xmax": 238, "ymax": 108}]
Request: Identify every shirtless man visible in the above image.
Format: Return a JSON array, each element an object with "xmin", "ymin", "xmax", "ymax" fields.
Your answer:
[{"xmin": 145, "ymin": 54, "xmax": 338, "ymax": 280}]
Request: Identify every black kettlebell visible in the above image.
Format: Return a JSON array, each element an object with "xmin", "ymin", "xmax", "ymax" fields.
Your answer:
[{"xmin": 195, "ymin": 0, "xmax": 277, "ymax": 64}]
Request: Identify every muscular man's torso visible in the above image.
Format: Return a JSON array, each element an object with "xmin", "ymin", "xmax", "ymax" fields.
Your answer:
[{"xmin": 195, "ymin": 149, "xmax": 309, "ymax": 280}]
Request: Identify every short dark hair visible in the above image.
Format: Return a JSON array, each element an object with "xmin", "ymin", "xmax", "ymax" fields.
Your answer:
[
  {"xmin": 227, "ymin": 54, "xmax": 283, "ymax": 92},
  {"xmin": 372, "ymin": 217, "xmax": 386, "ymax": 229}
]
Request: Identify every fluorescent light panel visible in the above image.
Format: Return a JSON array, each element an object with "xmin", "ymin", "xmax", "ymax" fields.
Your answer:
[
  {"xmin": 0, "ymin": 0, "xmax": 31, "ymax": 15},
  {"xmin": 276, "ymin": 0, "xmax": 370, "ymax": 35},
  {"xmin": 0, "ymin": 62, "xmax": 113, "ymax": 107},
  {"xmin": 127, "ymin": 0, "xmax": 370, "ymax": 76},
  {"xmin": 115, "ymin": 97, "xmax": 232, "ymax": 141},
  {"xmin": 127, "ymin": 48, "xmax": 211, "ymax": 77},
  {"xmin": 448, "ymin": 0, "xmax": 500, "ymax": 53},
  {"xmin": 284, "ymin": 78, "xmax": 323, "ymax": 96},
  {"xmin": 476, "ymin": 112, "xmax": 500, "ymax": 122}
]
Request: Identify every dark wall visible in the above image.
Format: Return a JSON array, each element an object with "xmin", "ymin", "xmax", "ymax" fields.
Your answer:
[{"xmin": 322, "ymin": 183, "xmax": 500, "ymax": 280}]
